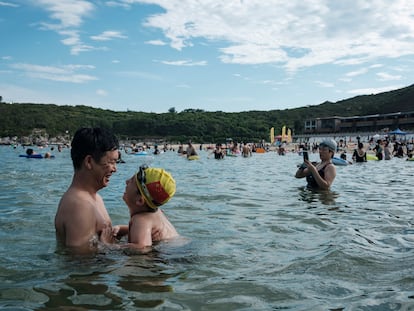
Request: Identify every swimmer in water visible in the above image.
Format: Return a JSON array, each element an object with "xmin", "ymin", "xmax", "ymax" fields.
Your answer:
[
  {"xmin": 55, "ymin": 127, "xmax": 119, "ymax": 253},
  {"xmin": 108, "ymin": 165, "xmax": 179, "ymax": 253},
  {"xmin": 295, "ymin": 139, "xmax": 337, "ymax": 190}
]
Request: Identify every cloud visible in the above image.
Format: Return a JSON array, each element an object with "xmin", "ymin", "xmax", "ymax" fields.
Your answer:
[
  {"xmin": 0, "ymin": 1, "xmax": 18, "ymax": 7},
  {"xmin": 159, "ymin": 60, "xmax": 207, "ymax": 66},
  {"xmin": 10, "ymin": 63, "xmax": 97, "ymax": 83},
  {"xmin": 370, "ymin": 64, "xmax": 383, "ymax": 69},
  {"xmin": 57, "ymin": 29, "xmax": 96, "ymax": 54},
  {"xmin": 90, "ymin": 30, "xmax": 127, "ymax": 41},
  {"xmin": 36, "ymin": 0, "xmax": 94, "ymax": 29},
  {"xmin": 376, "ymin": 72, "xmax": 402, "ymax": 81},
  {"xmin": 145, "ymin": 40, "xmax": 167, "ymax": 46},
  {"xmin": 345, "ymin": 68, "xmax": 368, "ymax": 77},
  {"xmin": 34, "ymin": 0, "xmax": 95, "ymax": 54},
  {"xmin": 105, "ymin": 1, "xmax": 131, "ymax": 9},
  {"xmin": 132, "ymin": 0, "xmax": 414, "ymax": 72}
]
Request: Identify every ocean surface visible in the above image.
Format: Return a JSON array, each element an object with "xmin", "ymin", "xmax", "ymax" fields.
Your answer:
[{"xmin": 1, "ymin": 145, "xmax": 414, "ymax": 310}]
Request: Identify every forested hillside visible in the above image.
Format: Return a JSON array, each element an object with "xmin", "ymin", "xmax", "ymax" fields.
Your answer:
[{"xmin": 1, "ymin": 84, "xmax": 413, "ymax": 143}]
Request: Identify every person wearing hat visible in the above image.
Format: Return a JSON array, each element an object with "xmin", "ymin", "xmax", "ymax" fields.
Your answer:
[
  {"xmin": 110, "ymin": 165, "xmax": 178, "ymax": 251},
  {"xmin": 295, "ymin": 138, "xmax": 337, "ymax": 190}
]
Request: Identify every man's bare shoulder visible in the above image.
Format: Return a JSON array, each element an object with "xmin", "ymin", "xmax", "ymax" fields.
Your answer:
[
  {"xmin": 57, "ymin": 186, "xmax": 96, "ymax": 214},
  {"xmin": 59, "ymin": 187, "xmax": 88, "ymax": 207}
]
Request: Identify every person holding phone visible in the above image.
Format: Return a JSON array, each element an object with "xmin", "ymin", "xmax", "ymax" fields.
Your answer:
[
  {"xmin": 303, "ymin": 149, "xmax": 309, "ymax": 161},
  {"xmin": 295, "ymin": 139, "xmax": 337, "ymax": 190}
]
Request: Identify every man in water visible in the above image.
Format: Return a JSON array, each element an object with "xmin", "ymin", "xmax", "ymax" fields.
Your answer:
[
  {"xmin": 186, "ymin": 141, "xmax": 198, "ymax": 158},
  {"xmin": 242, "ymin": 142, "xmax": 252, "ymax": 157},
  {"xmin": 55, "ymin": 127, "xmax": 119, "ymax": 253}
]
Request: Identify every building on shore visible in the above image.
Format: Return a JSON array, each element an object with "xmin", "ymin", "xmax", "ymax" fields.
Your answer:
[{"xmin": 304, "ymin": 111, "xmax": 414, "ymax": 134}]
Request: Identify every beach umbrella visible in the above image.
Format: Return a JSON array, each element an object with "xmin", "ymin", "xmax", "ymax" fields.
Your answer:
[{"xmin": 388, "ymin": 128, "xmax": 406, "ymax": 135}]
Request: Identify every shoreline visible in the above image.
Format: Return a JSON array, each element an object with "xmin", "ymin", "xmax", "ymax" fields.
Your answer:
[{"xmin": 3, "ymin": 130, "xmax": 412, "ymax": 152}]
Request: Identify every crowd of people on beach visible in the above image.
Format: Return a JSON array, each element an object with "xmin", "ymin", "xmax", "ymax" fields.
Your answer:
[{"xmin": 296, "ymin": 135, "xmax": 414, "ymax": 163}]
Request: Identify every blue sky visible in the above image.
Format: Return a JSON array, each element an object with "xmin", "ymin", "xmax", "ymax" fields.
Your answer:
[{"xmin": 0, "ymin": 0, "xmax": 413, "ymax": 113}]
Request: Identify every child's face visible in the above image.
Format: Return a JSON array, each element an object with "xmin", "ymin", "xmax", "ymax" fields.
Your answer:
[{"xmin": 123, "ymin": 174, "xmax": 140, "ymax": 207}]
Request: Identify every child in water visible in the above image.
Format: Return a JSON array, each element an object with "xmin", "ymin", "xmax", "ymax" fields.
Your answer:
[{"xmin": 103, "ymin": 165, "xmax": 178, "ymax": 252}]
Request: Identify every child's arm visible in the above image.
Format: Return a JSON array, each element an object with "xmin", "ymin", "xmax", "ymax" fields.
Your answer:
[
  {"xmin": 128, "ymin": 217, "xmax": 153, "ymax": 249},
  {"xmin": 112, "ymin": 224, "xmax": 129, "ymax": 239}
]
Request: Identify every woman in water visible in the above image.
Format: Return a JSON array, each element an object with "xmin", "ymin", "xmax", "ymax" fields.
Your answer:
[
  {"xmin": 352, "ymin": 142, "xmax": 367, "ymax": 162},
  {"xmin": 295, "ymin": 139, "xmax": 337, "ymax": 190}
]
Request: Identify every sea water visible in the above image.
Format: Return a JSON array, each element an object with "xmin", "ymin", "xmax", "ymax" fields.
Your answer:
[{"xmin": 1, "ymin": 145, "xmax": 414, "ymax": 310}]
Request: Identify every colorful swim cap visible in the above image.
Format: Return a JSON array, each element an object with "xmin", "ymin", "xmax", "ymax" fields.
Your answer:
[{"xmin": 135, "ymin": 165, "xmax": 176, "ymax": 209}]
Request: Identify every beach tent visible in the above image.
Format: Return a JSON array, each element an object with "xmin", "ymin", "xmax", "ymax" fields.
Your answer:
[{"xmin": 389, "ymin": 128, "xmax": 407, "ymax": 135}]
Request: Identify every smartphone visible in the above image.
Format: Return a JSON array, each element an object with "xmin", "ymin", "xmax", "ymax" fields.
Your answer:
[{"xmin": 303, "ymin": 150, "xmax": 309, "ymax": 161}]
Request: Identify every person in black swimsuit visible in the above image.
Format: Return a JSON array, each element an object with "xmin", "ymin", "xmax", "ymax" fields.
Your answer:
[
  {"xmin": 352, "ymin": 142, "xmax": 367, "ymax": 162},
  {"xmin": 212, "ymin": 143, "xmax": 225, "ymax": 159},
  {"xmin": 295, "ymin": 139, "xmax": 337, "ymax": 190}
]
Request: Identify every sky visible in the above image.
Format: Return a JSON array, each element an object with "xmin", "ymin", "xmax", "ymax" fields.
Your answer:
[{"xmin": 0, "ymin": 0, "xmax": 413, "ymax": 113}]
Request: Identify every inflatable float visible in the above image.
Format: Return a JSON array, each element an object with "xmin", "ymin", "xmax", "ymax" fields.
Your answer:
[
  {"xmin": 132, "ymin": 151, "xmax": 148, "ymax": 156},
  {"xmin": 187, "ymin": 155, "xmax": 200, "ymax": 160},
  {"xmin": 366, "ymin": 154, "xmax": 378, "ymax": 161},
  {"xmin": 254, "ymin": 148, "xmax": 266, "ymax": 153},
  {"xmin": 332, "ymin": 157, "xmax": 349, "ymax": 166},
  {"xmin": 19, "ymin": 154, "xmax": 55, "ymax": 159}
]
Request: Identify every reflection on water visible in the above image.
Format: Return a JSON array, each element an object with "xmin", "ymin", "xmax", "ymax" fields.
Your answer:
[
  {"xmin": 33, "ymin": 249, "xmax": 180, "ymax": 310},
  {"xmin": 297, "ymin": 186, "xmax": 340, "ymax": 207},
  {"xmin": 1, "ymin": 146, "xmax": 414, "ymax": 310}
]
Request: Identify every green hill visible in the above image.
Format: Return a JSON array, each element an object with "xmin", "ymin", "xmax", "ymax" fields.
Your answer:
[{"xmin": 1, "ymin": 84, "xmax": 413, "ymax": 143}]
